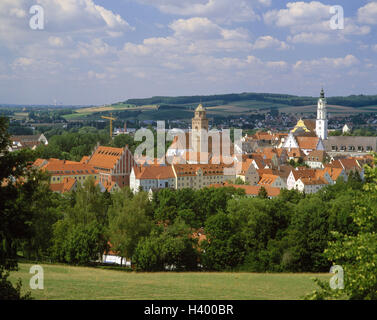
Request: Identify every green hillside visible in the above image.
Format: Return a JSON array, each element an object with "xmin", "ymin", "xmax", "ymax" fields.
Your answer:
[
  {"xmin": 61, "ymin": 92, "xmax": 377, "ymax": 121},
  {"xmin": 124, "ymin": 92, "xmax": 377, "ymax": 109}
]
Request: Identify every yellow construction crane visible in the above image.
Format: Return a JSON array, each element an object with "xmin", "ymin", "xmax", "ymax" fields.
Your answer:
[{"xmin": 101, "ymin": 113, "xmax": 116, "ymax": 138}]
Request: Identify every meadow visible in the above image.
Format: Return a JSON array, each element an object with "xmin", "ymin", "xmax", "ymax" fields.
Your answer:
[{"xmin": 9, "ymin": 263, "xmax": 331, "ymax": 300}]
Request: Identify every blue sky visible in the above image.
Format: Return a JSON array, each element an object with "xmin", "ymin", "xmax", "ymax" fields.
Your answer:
[{"xmin": 0, "ymin": 0, "xmax": 376, "ymax": 105}]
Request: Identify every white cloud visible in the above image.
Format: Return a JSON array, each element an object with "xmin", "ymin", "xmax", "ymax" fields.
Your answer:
[
  {"xmin": 9, "ymin": 7, "xmax": 27, "ymax": 18},
  {"xmin": 170, "ymin": 17, "xmax": 222, "ymax": 39},
  {"xmin": 48, "ymin": 36, "xmax": 64, "ymax": 47},
  {"xmin": 252, "ymin": 36, "xmax": 289, "ymax": 50},
  {"xmin": 264, "ymin": 1, "xmax": 370, "ymax": 41},
  {"xmin": 123, "ymin": 17, "xmax": 252, "ymax": 57},
  {"xmin": 343, "ymin": 18, "xmax": 371, "ymax": 35},
  {"xmin": 294, "ymin": 54, "xmax": 359, "ymax": 72},
  {"xmin": 135, "ymin": 0, "xmax": 261, "ymax": 23},
  {"xmin": 358, "ymin": 1, "xmax": 377, "ymax": 25},
  {"xmin": 72, "ymin": 39, "xmax": 113, "ymax": 58},
  {"xmin": 264, "ymin": 1, "xmax": 330, "ymax": 28},
  {"xmin": 12, "ymin": 57, "xmax": 34, "ymax": 68},
  {"xmin": 287, "ymin": 32, "xmax": 331, "ymax": 44},
  {"xmin": 0, "ymin": 0, "xmax": 133, "ymax": 47}
]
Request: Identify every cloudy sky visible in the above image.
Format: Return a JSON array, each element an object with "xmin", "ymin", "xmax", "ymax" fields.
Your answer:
[{"xmin": 0, "ymin": 0, "xmax": 377, "ymax": 105}]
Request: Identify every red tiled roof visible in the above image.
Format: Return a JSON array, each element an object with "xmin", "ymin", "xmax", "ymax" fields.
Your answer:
[
  {"xmin": 302, "ymin": 119, "xmax": 316, "ymax": 132},
  {"xmin": 323, "ymin": 166, "xmax": 344, "ymax": 181},
  {"xmin": 50, "ymin": 177, "xmax": 76, "ymax": 193},
  {"xmin": 210, "ymin": 183, "xmax": 281, "ymax": 197},
  {"xmin": 173, "ymin": 163, "xmax": 232, "ymax": 177},
  {"xmin": 44, "ymin": 160, "xmax": 98, "ymax": 176},
  {"xmin": 236, "ymin": 159, "xmax": 254, "ymax": 175},
  {"xmin": 95, "ymin": 180, "xmax": 119, "ymax": 192},
  {"xmin": 258, "ymin": 174, "xmax": 279, "ymax": 186},
  {"xmin": 300, "ymin": 177, "xmax": 328, "ymax": 186},
  {"xmin": 296, "ymin": 136, "xmax": 319, "ymax": 150},
  {"xmin": 133, "ymin": 165, "xmax": 175, "ymax": 180},
  {"xmin": 88, "ymin": 146, "xmax": 124, "ymax": 170},
  {"xmin": 33, "ymin": 158, "xmax": 48, "ymax": 168},
  {"xmin": 286, "ymin": 148, "xmax": 305, "ymax": 158},
  {"xmin": 80, "ymin": 156, "xmax": 89, "ymax": 163},
  {"xmin": 290, "ymin": 168, "xmax": 316, "ymax": 180},
  {"xmin": 304, "ymin": 150, "xmax": 328, "ymax": 162}
]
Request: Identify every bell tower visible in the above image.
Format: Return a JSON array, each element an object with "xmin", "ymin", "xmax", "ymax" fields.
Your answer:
[
  {"xmin": 192, "ymin": 104, "xmax": 209, "ymax": 152},
  {"xmin": 316, "ymin": 88, "xmax": 328, "ymax": 140}
]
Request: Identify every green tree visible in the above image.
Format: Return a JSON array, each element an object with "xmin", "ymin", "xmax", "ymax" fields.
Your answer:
[
  {"xmin": 0, "ymin": 116, "xmax": 32, "ymax": 299},
  {"xmin": 307, "ymin": 157, "xmax": 377, "ymax": 299},
  {"xmin": 258, "ymin": 186, "xmax": 268, "ymax": 199},
  {"xmin": 200, "ymin": 212, "xmax": 245, "ymax": 271},
  {"xmin": 108, "ymin": 191, "xmax": 153, "ymax": 264},
  {"xmin": 64, "ymin": 222, "xmax": 106, "ymax": 265},
  {"xmin": 283, "ymin": 197, "xmax": 330, "ymax": 272},
  {"xmin": 133, "ymin": 219, "xmax": 198, "ymax": 271},
  {"xmin": 50, "ymin": 177, "xmax": 110, "ymax": 264},
  {"xmin": 234, "ymin": 177, "xmax": 245, "ymax": 185}
]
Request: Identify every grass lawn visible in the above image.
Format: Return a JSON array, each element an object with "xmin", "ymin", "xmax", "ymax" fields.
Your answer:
[{"xmin": 9, "ymin": 263, "xmax": 330, "ymax": 300}]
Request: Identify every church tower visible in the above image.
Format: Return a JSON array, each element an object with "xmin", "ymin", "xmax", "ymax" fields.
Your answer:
[
  {"xmin": 316, "ymin": 88, "xmax": 328, "ymax": 140},
  {"xmin": 192, "ymin": 103, "xmax": 209, "ymax": 152}
]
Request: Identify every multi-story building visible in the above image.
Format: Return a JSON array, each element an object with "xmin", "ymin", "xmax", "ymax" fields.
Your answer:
[
  {"xmin": 258, "ymin": 174, "xmax": 287, "ymax": 189},
  {"xmin": 235, "ymin": 159, "xmax": 259, "ymax": 185},
  {"xmin": 130, "ymin": 165, "xmax": 175, "ymax": 192},
  {"xmin": 34, "ymin": 158, "xmax": 99, "ymax": 185},
  {"xmin": 130, "ymin": 162, "xmax": 237, "ymax": 192},
  {"xmin": 9, "ymin": 134, "xmax": 48, "ymax": 152},
  {"xmin": 85, "ymin": 145, "xmax": 135, "ymax": 188},
  {"xmin": 172, "ymin": 163, "xmax": 235, "ymax": 190},
  {"xmin": 294, "ymin": 177, "xmax": 329, "ymax": 194},
  {"xmin": 304, "ymin": 150, "xmax": 330, "ymax": 169}
]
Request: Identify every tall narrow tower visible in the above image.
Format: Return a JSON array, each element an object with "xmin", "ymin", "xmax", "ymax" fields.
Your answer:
[
  {"xmin": 316, "ymin": 88, "xmax": 328, "ymax": 140},
  {"xmin": 192, "ymin": 104, "xmax": 209, "ymax": 152}
]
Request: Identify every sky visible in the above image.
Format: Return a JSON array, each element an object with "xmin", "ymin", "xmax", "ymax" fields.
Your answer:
[{"xmin": 0, "ymin": 0, "xmax": 376, "ymax": 105}]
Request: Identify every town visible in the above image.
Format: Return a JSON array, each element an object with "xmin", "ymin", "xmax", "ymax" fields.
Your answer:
[
  {"xmin": 10, "ymin": 89, "xmax": 372, "ymax": 198},
  {"xmin": 2, "ymin": 0, "xmax": 377, "ymax": 303}
]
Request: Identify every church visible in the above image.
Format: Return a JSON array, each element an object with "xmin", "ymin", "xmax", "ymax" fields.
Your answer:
[
  {"xmin": 290, "ymin": 88, "xmax": 328, "ymax": 140},
  {"xmin": 285, "ymin": 89, "xmax": 377, "ymax": 156},
  {"xmin": 282, "ymin": 89, "xmax": 328, "ymax": 156}
]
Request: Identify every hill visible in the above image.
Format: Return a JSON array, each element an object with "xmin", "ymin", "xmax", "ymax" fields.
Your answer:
[
  {"xmin": 124, "ymin": 92, "xmax": 377, "ymax": 109},
  {"xmin": 62, "ymin": 92, "xmax": 377, "ymax": 121}
]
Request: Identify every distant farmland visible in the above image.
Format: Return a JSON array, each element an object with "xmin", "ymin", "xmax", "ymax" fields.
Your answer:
[{"xmin": 59, "ymin": 92, "xmax": 377, "ymax": 121}]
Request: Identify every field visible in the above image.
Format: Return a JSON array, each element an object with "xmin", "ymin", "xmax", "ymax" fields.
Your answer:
[
  {"xmin": 75, "ymin": 104, "xmax": 158, "ymax": 114},
  {"xmin": 59, "ymin": 96, "xmax": 377, "ymax": 122},
  {"xmin": 9, "ymin": 263, "xmax": 331, "ymax": 300},
  {"xmin": 62, "ymin": 104, "xmax": 160, "ymax": 121}
]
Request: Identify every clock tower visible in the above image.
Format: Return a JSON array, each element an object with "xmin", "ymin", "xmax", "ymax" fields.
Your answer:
[{"xmin": 192, "ymin": 104, "xmax": 209, "ymax": 152}]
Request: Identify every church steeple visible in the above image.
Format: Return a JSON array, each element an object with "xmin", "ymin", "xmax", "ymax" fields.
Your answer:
[
  {"xmin": 320, "ymin": 88, "xmax": 325, "ymax": 99},
  {"xmin": 316, "ymin": 88, "xmax": 328, "ymax": 140}
]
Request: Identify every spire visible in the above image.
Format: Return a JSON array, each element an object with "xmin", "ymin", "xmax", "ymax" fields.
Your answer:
[
  {"xmin": 195, "ymin": 103, "xmax": 205, "ymax": 112},
  {"xmin": 320, "ymin": 88, "xmax": 325, "ymax": 99}
]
